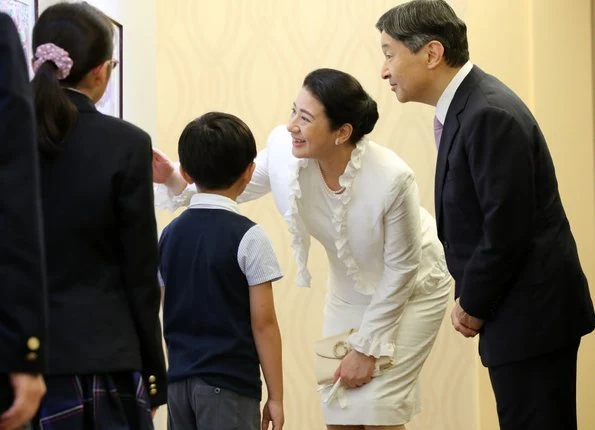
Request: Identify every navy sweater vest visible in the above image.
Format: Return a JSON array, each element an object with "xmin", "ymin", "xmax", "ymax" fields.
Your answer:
[{"xmin": 159, "ymin": 208, "xmax": 261, "ymax": 399}]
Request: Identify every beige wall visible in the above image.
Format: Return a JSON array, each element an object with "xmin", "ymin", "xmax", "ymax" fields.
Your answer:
[
  {"xmin": 154, "ymin": 1, "xmax": 595, "ymax": 429},
  {"xmin": 531, "ymin": 1, "xmax": 595, "ymax": 429}
]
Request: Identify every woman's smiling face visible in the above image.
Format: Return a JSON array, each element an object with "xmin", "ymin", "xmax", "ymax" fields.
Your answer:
[{"xmin": 287, "ymin": 87, "xmax": 338, "ymax": 160}]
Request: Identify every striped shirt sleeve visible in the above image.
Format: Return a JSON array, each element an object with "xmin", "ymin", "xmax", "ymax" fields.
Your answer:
[{"xmin": 237, "ymin": 224, "xmax": 283, "ymax": 286}]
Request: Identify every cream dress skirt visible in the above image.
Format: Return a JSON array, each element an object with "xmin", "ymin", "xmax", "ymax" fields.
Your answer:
[{"xmin": 320, "ymin": 272, "xmax": 451, "ymax": 425}]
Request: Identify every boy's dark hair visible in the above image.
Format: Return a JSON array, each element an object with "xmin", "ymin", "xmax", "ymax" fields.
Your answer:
[
  {"xmin": 178, "ymin": 112, "xmax": 257, "ymax": 190},
  {"xmin": 376, "ymin": 0, "xmax": 469, "ymax": 67}
]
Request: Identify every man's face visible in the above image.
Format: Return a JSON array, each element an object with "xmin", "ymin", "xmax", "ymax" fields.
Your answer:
[{"xmin": 380, "ymin": 31, "xmax": 429, "ymax": 104}]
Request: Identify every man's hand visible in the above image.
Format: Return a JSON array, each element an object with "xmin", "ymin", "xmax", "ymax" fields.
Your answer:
[
  {"xmin": 261, "ymin": 398, "xmax": 283, "ymax": 430},
  {"xmin": 451, "ymin": 298, "xmax": 484, "ymax": 337},
  {"xmin": 334, "ymin": 349, "xmax": 375, "ymax": 389},
  {"xmin": 0, "ymin": 373, "xmax": 46, "ymax": 430}
]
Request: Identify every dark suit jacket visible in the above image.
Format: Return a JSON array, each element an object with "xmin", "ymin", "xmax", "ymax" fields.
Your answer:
[
  {"xmin": 0, "ymin": 13, "xmax": 47, "ymax": 408},
  {"xmin": 39, "ymin": 90, "xmax": 166, "ymax": 406},
  {"xmin": 435, "ymin": 66, "xmax": 595, "ymax": 367}
]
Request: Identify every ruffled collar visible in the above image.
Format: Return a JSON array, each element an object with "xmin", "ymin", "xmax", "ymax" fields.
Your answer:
[
  {"xmin": 285, "ymin": 138, "xmax": 373, "ymax": 294},
  {"xmin": 338, "ymin": 138, "xmax": 366, "ymax": 190},
  {"xmin": 330, "ymin": 139, "xmax": 374, "ymax": 294},
  {"xmin": 284, "ymin": 157, "xmax": 311, "ymax": 287}
]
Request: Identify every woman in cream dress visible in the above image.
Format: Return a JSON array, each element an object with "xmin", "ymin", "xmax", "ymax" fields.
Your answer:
[{"xmin": 154, "ymin": 68, "xmax": 451, "ymax": 429}]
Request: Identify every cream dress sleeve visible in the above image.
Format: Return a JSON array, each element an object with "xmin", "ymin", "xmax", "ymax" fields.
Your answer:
[
  {"xmin": 347, "ymin": 174, "xmax": 422, "ymax": 359},
  {"xmin": 153, "ymin": 146, "xmax": 272, "ymax": 210}
]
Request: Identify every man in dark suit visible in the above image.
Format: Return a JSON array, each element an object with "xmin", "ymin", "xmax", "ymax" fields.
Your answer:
[
  {"xmin": 0, "ymin": 12, "xmax": 48, "ymax": 430},
  {"xmin": 376, "ymin": 1, "xmax": 595, "ymax": 429}
]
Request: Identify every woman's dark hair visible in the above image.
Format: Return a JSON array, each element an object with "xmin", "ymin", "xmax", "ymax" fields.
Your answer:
[
  {"xmin": 32, "ymin": 2, "xmax": 114, "ymax": 157},
  {"xmin": 178, "ymin": 112, "xmax": 257, "ymax": 190},
  {"xmin": 376, "ymin": 0, "xmax": 469, "ymax": 67},
  {"xmin": 303, "ymin": 68, "xmax": 379, "ymax": 144}
]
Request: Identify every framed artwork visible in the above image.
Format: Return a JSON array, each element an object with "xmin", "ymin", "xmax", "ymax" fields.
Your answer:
[
  {"xmin": 0, "ymin": 0, "xmax": 38, "ymax": 78},
  {"xmin": 96, "ymin": 17, "xmax": 123, "ymax": 119}
]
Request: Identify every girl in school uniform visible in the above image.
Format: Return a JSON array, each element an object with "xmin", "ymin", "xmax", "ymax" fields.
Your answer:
[{"xmin": 31, "ymin": 3, "xmax": 166, "ymax": 429}]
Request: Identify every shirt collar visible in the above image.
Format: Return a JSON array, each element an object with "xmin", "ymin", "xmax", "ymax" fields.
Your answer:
[
  {"xmin": 435, "ymin": 61, "xmax": 473, "ymax": 124},
  {"xmin": 64, "ymin": 87, "xmax": 88, "ymax": 96},
  {"xmin": 188, "ymin": 192, "xmax": 240, "ymax": 214}
]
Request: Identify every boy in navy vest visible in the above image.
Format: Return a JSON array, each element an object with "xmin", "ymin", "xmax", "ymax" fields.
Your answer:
[{"xmin": 159, "ymin": 112, "xmax": 284, "ymax": 430}]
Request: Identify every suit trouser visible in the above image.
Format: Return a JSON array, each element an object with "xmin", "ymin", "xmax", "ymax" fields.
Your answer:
[
  {"xmin": 167, "ymin": 377, "xmax": 260, "ymax": 430},
  {"xmin": 488, "ymin": 339, "xmax": 580, "ymax": 430}
]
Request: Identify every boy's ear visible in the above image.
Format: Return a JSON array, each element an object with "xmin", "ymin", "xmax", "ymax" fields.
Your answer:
[
  {"xmin": 243, "ymin": 162, "xmax": 256, "ymax": 185},
  {"xmin": 179, "ymin": 165, "xmax": 194, "ymax": 184}
]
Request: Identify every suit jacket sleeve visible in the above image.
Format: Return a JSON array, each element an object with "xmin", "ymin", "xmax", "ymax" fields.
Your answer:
[
  {"xmin": 0, "ymin": 13, "xmax": 47, "ymax": 374},
  {"xmin": 118, "ymin": 135, "xmax": 167, "ymax": 406},
  {"xmin": 458, "ymin": 107, "xmax": 535, "ymax": 318}
]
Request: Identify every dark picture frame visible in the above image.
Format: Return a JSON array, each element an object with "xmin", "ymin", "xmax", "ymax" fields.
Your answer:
[
  {"xmin": 0, "ymin": 0, "xmax": 39, "ymax": 77},
  {"xmin": 96, "ymin": 16, "xmax": 123, "ymax": 118}
]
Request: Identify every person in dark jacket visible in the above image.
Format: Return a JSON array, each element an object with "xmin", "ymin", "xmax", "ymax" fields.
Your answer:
[
  {"xmin": 30, "ymin": 3, "xmax": 167, "ymax": 429},
  {"xmin": 0, "ymin": 12, "xmax": 47, "ymax": 430}
]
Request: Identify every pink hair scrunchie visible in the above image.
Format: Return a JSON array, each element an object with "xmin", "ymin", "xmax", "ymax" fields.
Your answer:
[{"xmin": 33, "ymin": 43, "xmax": 74, "ymax": 80}]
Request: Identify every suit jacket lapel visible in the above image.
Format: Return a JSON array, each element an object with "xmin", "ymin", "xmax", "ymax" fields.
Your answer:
[{"xmin": 434, "ymin": 66, "xmax": 485, "ymax": 230}]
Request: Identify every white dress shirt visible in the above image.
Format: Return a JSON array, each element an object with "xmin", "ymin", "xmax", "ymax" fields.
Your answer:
[{"xmin": 435, "ymin": 61, "xmax": 474, "ymax": 124}]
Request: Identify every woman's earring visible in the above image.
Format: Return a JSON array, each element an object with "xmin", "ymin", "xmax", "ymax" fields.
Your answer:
[{"xmin": 335, "ymin": 138, "xmax": 341, "ymax": 146}]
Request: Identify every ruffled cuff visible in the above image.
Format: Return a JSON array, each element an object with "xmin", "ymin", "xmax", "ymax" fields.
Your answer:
[
  {"xmin": 287, "ymin": 219, "xmax": 311, "ymax": 288},
  {"xmin": 295, "ymin": 265, "xmax": 312, "ymax": 288},
  {"xmin": 347, "ymin": 331, "xmax": 395, "ymax": 359},
  {"xmin": 153, "ymin": 183, "xmax": 195, "ymax": 212}
]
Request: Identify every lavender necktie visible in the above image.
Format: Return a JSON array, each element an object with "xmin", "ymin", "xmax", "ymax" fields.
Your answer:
[{"xmin": 433, "ymin": 115, "xmax": 443, "ymax": 149}]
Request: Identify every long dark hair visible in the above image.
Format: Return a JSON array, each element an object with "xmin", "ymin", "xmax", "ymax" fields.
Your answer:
[
  {"xmin": 303, "ymin": 68, "xmax": 379, "ymax": 144},
  {"xmin": 32, "ymin": 2, "xmax": 113, "ymax": 157}
]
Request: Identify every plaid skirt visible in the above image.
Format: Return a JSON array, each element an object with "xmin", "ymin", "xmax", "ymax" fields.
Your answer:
[{"xmin": 34, "ymin": 372, "xmax": 154, "ymax": 430}]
